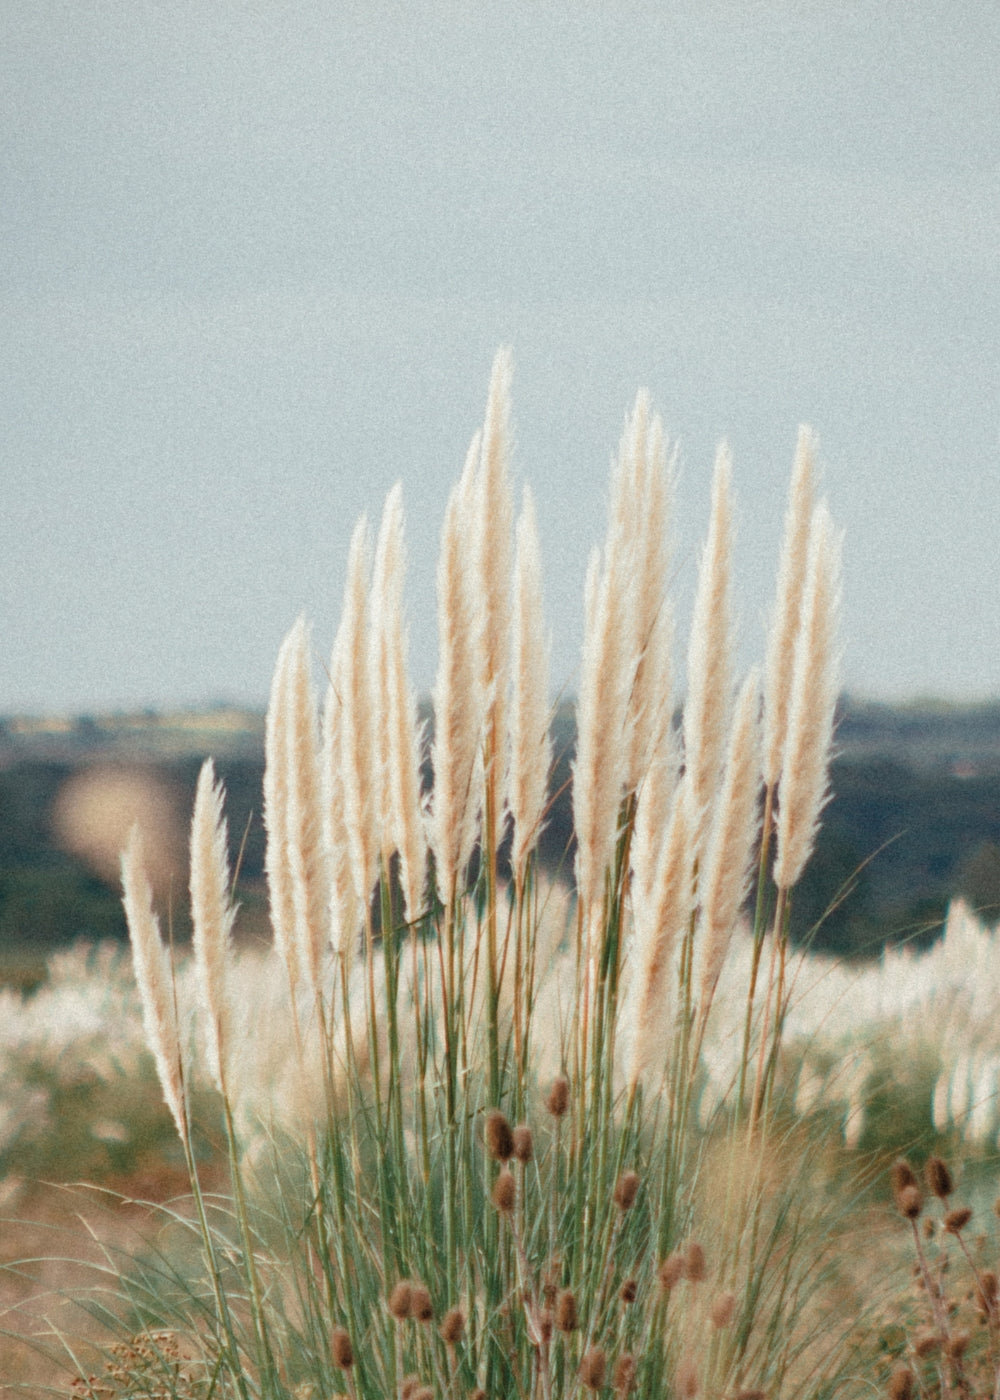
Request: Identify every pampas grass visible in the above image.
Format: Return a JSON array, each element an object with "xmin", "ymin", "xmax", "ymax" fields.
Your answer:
[{"xmin": 70, "ymin": 356, "xmax": 872, "ymax": 1399}]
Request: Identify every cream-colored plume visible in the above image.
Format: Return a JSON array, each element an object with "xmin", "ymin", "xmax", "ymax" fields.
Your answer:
[
  {"xmin": 330, "ymin": 518, "xmax": 378, "ymax": 912},
  {"xmin": 320, "ymin": 667, "xmax": 361, "ymax": 965},
  {"xmin": 264, "ymin": 628, "xmax": 302, "ymax": 996},
  {"xmin": 278, "ymin": 619, "xmax": 331, "ymax": 1001},
  {"xmin": 372, "ymin": 483, "xmax": 428, "ymax": 923},
  {"xmin": 471, "ymin": 348, "xmax": 515, "ymax": 820},
  {"xmin": 682, "ymin": 443, "xmax": 735, "ymax": 856},
  {"xmin": 695, "ymin": 669, "xmax": 762, "ymax": 1025},
  {"xmin": 573, "ymin": 440, "xmax": 642, "ymax": 937},
  {"xmin": 121, "ymin": 826, "xmax": 187, "ymax": 1143},
  {"xmin": 189, "ymin": 757, "xmax": 236, "ymax": 1094},
  {"xmin": 773, "ymin": 501, "xmax": 842, "ymax": 889},
  {"xmin": 508, "ymin": 483, "xmax": 552, "ymax": 881},
  {"xmin": 430, "ymin": 438, "xmax": 485, "ymax": 904},
  {"xmin": 763, "ymin": 427, "xmax": 816, "ymax": 789},
  {"xmin": 623, "ymin": 395, "xmax": 675, "ymax": 791},
  {"xmin": 625, "ymin": 778, "xmax": 695, "ymax": 1091}
]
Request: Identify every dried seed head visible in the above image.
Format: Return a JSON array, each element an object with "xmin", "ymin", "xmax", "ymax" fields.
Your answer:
[
  {"xmin": 613, "ymin": 1353, "xmax": 637, "ymax": 1395},
  {"xmin": 485, "ymin": 1109, "xmax": 515, "ymax": 1161},
  {"xmin": 925, "ymin": 1157, "xmax": 954, "ymax": 1199},
  {"xmin": 331, "ymin": 1327, "xmax": 354, "ymax": 1369},
  {"xmin": 539, "ymin": 1309, "xmax": 553, "ymax": 1344},
  {"xmin": 946, "ymin": 1330, "xmax": 971, "ymax": 1359},
  {"xmin": 400, "ymin": 1378, "xmax": 421, "ymax": 1400},
  {"xmin": 410, "ymin": 1388, "xmax": 434, "ymax": 1400},
  {"xmin": 492, "ymin": 1169, "xmax": 516, "ymax": 1213},
  {"xmin": 890, "ymin": 1159, "xmax": 918, "ymax": 1203},
  {"xmin": 613, "ymin": 1170, "xmax": 640, "ymax": 1211},
  {"xmin": 555, "ymin": 1289, "xmax": 579, "ymax": 1332},
  {"xmin": 580, "ymin": 1347, "xmax": 607, "ymax": 1390},
  {"xmin": 513, "ymin": 1124, "xmax": 534, "ymax": 1162},
  {"xmin": 944, "ymin": 1206, "xmax": 973, "ymax": 1234},
  {"xmin": 388, "ymin": 1281, "xmax": 413, "ymax": 1319},
  {"xmin": 683, "ymin": 1241, "xmax": 707, "ymax": 1281},
  {"xmin": 440, "ymin": 1306, "xmax": 465, "ymax": 1345},
  {"xmin": 620, "ymin": 1277, "xmax": 638, "ymax": 1304},
  {"xmin": 887, "ymin": 1367, "xmax": 914, "ymax": 1400},
  {"xmin": 709, "ymin": 1291, "xmax": 736, "ymax": 1328},
  {"xmin": 977, "ymin": 1270, "xmax": 999, "ymax": 1316},
  {"xmin": 897, "ymin": 1185, "xmax": 923, "ymax": 1220},
  {"xmin": 470, "ymin": 1391, "xmax": 486, "ymax": 1400},
  {"xmin": 658, "ymin": 1252, "xmax": 685, "ymax": 1290},
  {"xmin": 411, "ymin": 1284, "xmax": 434, "ymax": 1322},
  {"xmin": 676, "ymin": 1354, "xmax": 699, "ymax": 1399},
  {"xmin": 913, "ymin": 1331, "xmax": 940, "ymax": 1357},
  {"xmin": 547, "ymin": 1076, "xmax": 570, "ymax": 1117}
]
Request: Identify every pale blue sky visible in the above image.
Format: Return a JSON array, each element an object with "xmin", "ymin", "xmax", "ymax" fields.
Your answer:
[{"xmin": 2, "ymin": 1, "xmax": 998, "ymax": 711}]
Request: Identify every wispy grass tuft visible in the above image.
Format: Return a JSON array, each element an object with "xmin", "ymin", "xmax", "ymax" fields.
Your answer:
[{"xmin": 26, "ymin": 360, "xmax": 915, "ymax": 1400}]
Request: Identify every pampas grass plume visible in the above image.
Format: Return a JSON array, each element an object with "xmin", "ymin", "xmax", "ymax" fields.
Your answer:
[
  {"xmin": 773, "ymin": 501, "xmax": 842, "ymax": 890},
  {"xmin": 509, "ymin": 483, "xmax": 552, "ymax": 878},
  {"xmin": 625, "ymin": 778, "xmax": 695, "ymax": 1090},
  {"xmin": 696, "ymin": 670, "xmax": 762, "ymax": 1020},
  {"xmin": 431, "ymin": 442, "xmax": 484, "ymax": 901},
  {"xmin": 121, "ymin": 827, "xmax": 187, "ymax": 1143},
  {"xmin": 372, "ymin": 482, "xmax": 428, "ymax": 922},
  {"xmin": 279, "ymin": 617, "xmax": 331, "ymax": 997},
  {"xmin": 333, "ymin": 518, "xmax": 378, "ymax": 909},
  {"xmin": 763, "ymin": 426, "xmax": 816, "ymax": 788},
  {"xmin": 683, "ymin": 443, "xmax": 735, "ymax": 854},
  {"xmin": 189, "ymin": 757, "xmax": 236, "ymax": 1094},
  {"xmin": 471, "ymin": 346, "xmax": 515, "ymax": 808},
  {"xmin": 263, "ymin": 628, "xmax": 300, "ymax": 993}
]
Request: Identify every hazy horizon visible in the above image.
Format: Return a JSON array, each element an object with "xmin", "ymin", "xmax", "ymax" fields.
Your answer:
[{"xmin": 3, "ymin": 3, "xmax": 998, "ymax": 713}]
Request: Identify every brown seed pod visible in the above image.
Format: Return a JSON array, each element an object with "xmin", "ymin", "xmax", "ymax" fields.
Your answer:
[
  {"xmin": 613, "ymin": 1170, "xmax": 640, "ymax": 1211},
  {"xmin": 944, "ymin": 1206, "xmax": 973, "ymax": 1234},
  {"xmin": 658, "ymin": 1252, "xmax": 685, "ymax": 1290},
  {"xmin": 400, "ymin": 1378, "xmax": 421, "ymax": 1400},
  {"xmin": 613, "ymin": 1353, "xmax": 637, "ymax": 1395},
  {"xmin": 469, "ymin": 1391, "xmax": 487, "ymax": 1400},
  {"xmin": 388, "ymin": 1281, "xmax": 413, "ymax": 1320},
  {"xmin": 579, "ymin": 1347, "xmax": 607, "ymax": 1390},
  {"xmin": 913, "ymin": 1331, "xmax": 940, "ymax": 1357},
  {"xmin": 976, "ymin": 1269, "xmax": 999, "ymax": 1318},
  {"xmin": 925, "ymin": 1156, "xmax": 954, "ymax": 1199},
  {"xmin": 945, "ymin": 1330, "xmax": 971, "ymax": 1359},
  {"xmin": 331, "ymin": 1326, "xmax": 354, "ymax": 1369},
  {"xmin": 492, "ymin": 1169, "xmax": 516, "ymax": 1213},
  {"xmin": 538, "ymin": 1309, "xmax": 554, "ymax": 1344},
  {"xmin": 485, "ymin": 1110, "xmax": 515, "ymax": 1161},
  {"xmin": 890, "ymin": 1160, "xmax": 920, "ymax": 1216},
  {"xmin": 887, "ymin": 1366, "xmax": 914, "ymax": 1400},
  {"xmin": 897, "ymin": 1184, "xmax": 923, "ymax": 1220},
  {"xmin": 709, "ymin": 1291, "xmax": 736, "ymax": 1328},
  {"xmin": 683, "ymin": 1241, "xmax": 707, "ymax": 1281},
  {"xmin": 440, "ymin": 1306, "xmax": 465, "ymax": 1345},
  {"xmin": 619, "ymin": 1277, "xmax": 638, "ymax": 1304},
  {"xmin": 512, "ymin": 1124, "xmax": 534, "ymax": 1162},
  {"xmin": 546, "ymin": 1076, "xmax": 570, "ymax": 1117},
  {"xmin": 555, "ymin": 1288, "xmax": 578, "ymax": 1332},
  {"xmin": 675, "ymin": 1354, "xmax": 699, "ymax": 1399},
  {"xmin": 411, "ymin": 1284, "xmax": 434, "ymax": 1322}
]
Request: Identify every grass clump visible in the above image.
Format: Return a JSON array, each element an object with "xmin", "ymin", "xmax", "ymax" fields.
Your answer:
[{"xmin": 57, "ymin": 352, "xmax": 855, "ymax": 1398}]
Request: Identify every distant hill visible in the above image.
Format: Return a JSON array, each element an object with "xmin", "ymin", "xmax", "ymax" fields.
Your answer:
[{"xmin": 0, "ymin": 697, "xmax": 998, "ymax": 976}]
